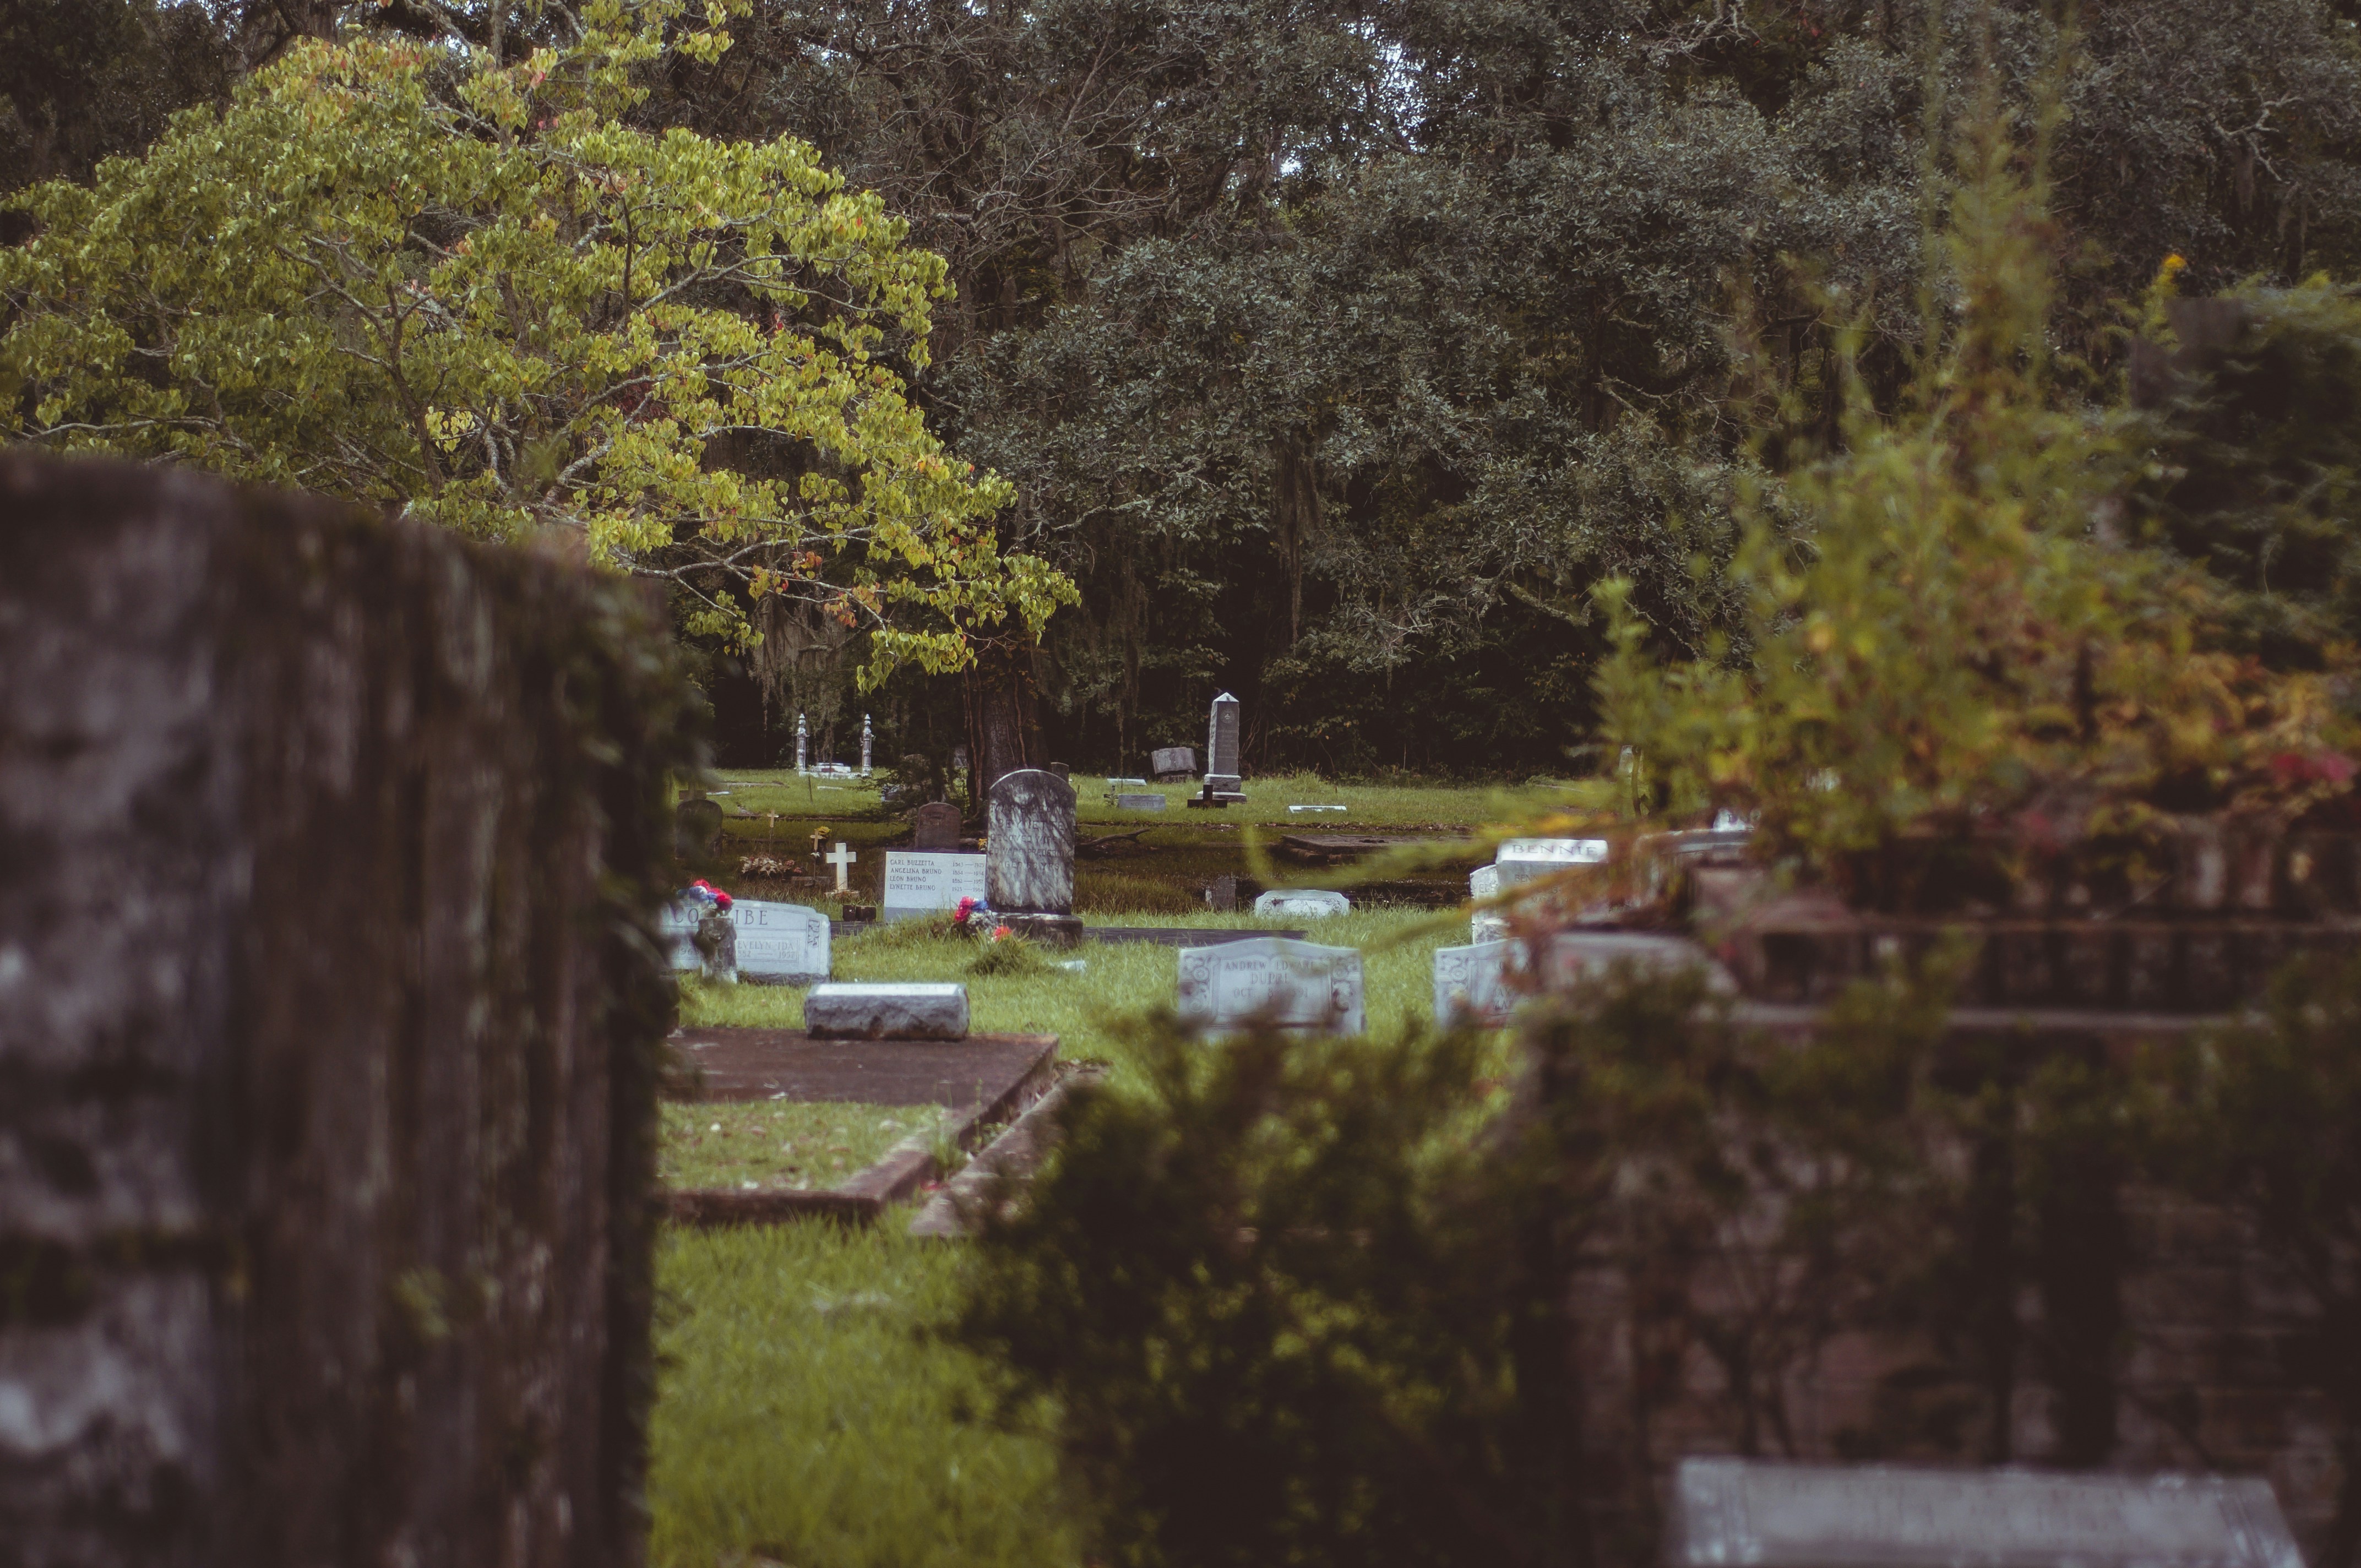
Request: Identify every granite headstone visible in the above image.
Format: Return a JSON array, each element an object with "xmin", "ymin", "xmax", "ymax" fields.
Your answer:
[
  {"xmin": 1204, "ymin": 693, "xmax": 1242, "ymax": 794},
  {"xmin": 1177, "ymin": 937, "xmax": 1364, "ymax": 1035},
  {"xmin": 1151, "ymin": 745, "xmax": 1198, "ymax": 781},
  {"xmin": 912, "ymin": 801, "xmax": 964, "ymax": 851},
  {"xmin": 987, "ymin": 769, "xmax": 1077, "ymax": 914},
  {"xmin": 727, "ymin": 900, "xmax": 830, "ymax": 984},
  {"xmin": 1432, "ymin": 939, "xmax": 1518, "ymax": 1026},
  {"xmin": 1113, "ymin": 792, "xmax": 1167, "ymax": 812}
]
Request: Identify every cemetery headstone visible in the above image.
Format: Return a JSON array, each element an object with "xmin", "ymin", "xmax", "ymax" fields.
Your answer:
[
  {"xmin": 1049, "ymin": 761, "xmax": 1070, "ymax": 780},
  {"xmin": 881, "ymin": 850, "xmax": 989, "ymax": 922},
  {"xmin": 1177, "ymin": 937, "xmax": 1365, "ymax": 1035},
  {"xmin": 803, "ymin": 982, "xmax": 970, "ymax": 1040},
  {"xmin": 1469, "ymin": 863, "xmax": 1508, "ymax": 941},
  {"xmin": 825, "ymin": 840, "xmax": 858, "ymax": 892},
  {"xmin": 1107, "ymin": 776, "xmax": 1149, "ymax": 786},
  {"xmin": 1540, "ymin": 931, "xmax": 1737, "ymax": 995},
  {"xmin": 1152, "ymin": 745, "xmax": 1198, "ymax": 781},
  {"xmin": 1254, "ymin": 889, "xmax": 1351, "ymax": 919},
  {"xmin": 987, "ymin": 768, "xmax": 1082, "ymax": 943},
  {"xmin": 674, "ymin": 795, "xmax": 723, "ymax": 862},
  {"xmin": 727, "ymin": 900, "xmax": 830, "ymax": 984},
  {"xmin": 860, "ymin": 714, "xmax": 873, "ymax": 776},
  {"xmin": 1205, "ymin": 874, "xmax": 1239, "ymax": 913},
  {"xmin": 692, "ymin": 908, "xmax": 738, "ymax": 981},
  {"xmin": 1494, "ymin": 836, "xmax": 1609, "ymax": 888},
  {"xmin": 912, "ymin": 801, "xmax": 964, "ymax": 851},
  {"xmin": 795, "ymin": 712, "xmax": 808, "ymax": 774},
  {"xmin": 1433, "ymin": 939, "xmax": 1518, "ymax": 1026},
  {"xmin": 1288, "ymin": 803, "xmax": 1348, "ymax": 814},
  {"xmin": 1113, "ymin": 792, "xmax": 1167, "ymax": 811},
  {"xmin": 659, "ymin": 901, "xmax": 703, "ymax": 971},
  {"xmin": 1666, "ymin": 1457, "xmax": 2304, "ymax": 1568},
  {"xmin": 1201, "ymin": 692, "xmax": 1243, "ymax": 800}
]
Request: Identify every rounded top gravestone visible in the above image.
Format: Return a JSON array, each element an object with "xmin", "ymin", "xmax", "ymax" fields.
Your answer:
[
  {"xmin": 987, "ymin": 768, "xmax": 1076, "ymax": 914},
  {"xmin": 911, "ymin": 801, "xmax": 963, "ymax": 851}
]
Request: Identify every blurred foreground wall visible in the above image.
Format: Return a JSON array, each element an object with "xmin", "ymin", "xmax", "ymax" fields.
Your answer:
[{"xmin": 0, "ymin": 453, "xmax": 698, "ymax": 1567}]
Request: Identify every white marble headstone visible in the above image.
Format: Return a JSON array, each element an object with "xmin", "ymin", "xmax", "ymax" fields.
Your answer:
[
  {"xmin": 880, "ymin": 851, "xmax": 988, "ymax": 922},
  {"xmin": 1494, "ymin": 837, "xmax": 1610, "ymax": 889},
  {"xmin": 1432, "ymin": 939, "xmax": 1520, "ymax": 1026},
  {"xmin": 1178, "ymin": 938, "xmax": 1364, "ymax": 1036},
  {"xmin": 1254, "ymin": 889, "xmax": 1351, "ymax": 919},
  {"xmin": 728, "ymin": 900, "xmax": 829, "ymax": 984}
]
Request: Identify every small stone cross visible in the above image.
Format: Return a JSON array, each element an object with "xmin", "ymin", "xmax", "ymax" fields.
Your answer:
[{"xmin": 826, "ymin": 841, "xmax": 857, "ymax": 892}]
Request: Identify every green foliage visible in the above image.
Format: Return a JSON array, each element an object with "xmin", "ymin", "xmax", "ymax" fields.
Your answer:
[
  {"xmin": 1, "ymin": 0, "xmax": 1073, "ymax": 675},
  {"xmin": 956, "ymin": 1014, "xmax": 1531, "ymax": 1568},
  {"xmin": 1595, "ymin": 94, "xmax": 2357, "ymax": 870},
  {"xmin": 2137, "ymin": 275, "xmax": 2361, "ymax": 671}
]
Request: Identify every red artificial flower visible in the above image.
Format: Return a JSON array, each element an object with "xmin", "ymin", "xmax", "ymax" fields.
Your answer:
[{"xmin": 2270, "ymin": 750, "xmax": 2358, "ymax": 787}]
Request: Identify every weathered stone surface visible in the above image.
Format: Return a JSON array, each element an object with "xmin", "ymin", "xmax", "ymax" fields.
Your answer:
[
  {"xmin": 911, "ymin": 800, "xmax": 964, "ymax": 850},
  {"xmin": 1177, "ymin": 937, "xmax": 1364, "ymax": 1035},
  {"xmin": 1433, "ymin": 939, "xmax": 1517, "ymax": 1025},
  {"xmin": 803, "ymin": 982, "xmax": 971, "ymax": 1039},
  {"xmin": 1204, "ymin": 693, "xmax": 1242, "ymax": 792},
  {"xmin": 1254, "ymin": 889, "xmax": 1351, "ymax": 918},
  {"xmin": 1113, "ymin": 792, "xmax": 1168, "ymax": 811},
  {"xmin": 0, "ymin": 450, "xmax": 689, "ymax": 1568},
  {"xmin": 1667, "ymin": 1457, "xmax": 2303, "ymax": 1568},
  {"xmin": 1151, "ymin": 745, "xmax": 1197, "ymax": 780},
  {"xmin": 987, "ymin": 767, "xmax": 1076, "ymax": 913},
  {"xmin": 1494, "ymin": 836, "xmax": 1609, "ymax": 888}
]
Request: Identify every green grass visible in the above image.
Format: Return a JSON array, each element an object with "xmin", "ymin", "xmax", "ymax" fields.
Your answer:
[
  {"xmin": 649, "ymin": 1224, "xmax": 1076, "ymax": 1568},
  {"xmin": 652, "ymin": 889, "xmax": 1503, "ymax": 1567},
  {"xmin": 659, "ymin": 1102, "xmax": 953, "ymax": 1191}
]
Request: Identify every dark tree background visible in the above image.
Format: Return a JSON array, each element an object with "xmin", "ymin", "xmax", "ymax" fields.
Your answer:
[{"xmin": 12, "ymin": 0, "xmax": 2361, "ymax": 776}]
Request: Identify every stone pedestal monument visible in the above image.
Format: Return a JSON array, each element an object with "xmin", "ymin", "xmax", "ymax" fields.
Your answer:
[
  {"xmin": 1188, "ymin": 692, "xmax": 1246, "ymax": 808},
  {"xmin": 987, "ymin": 768, "xmax": 1083, "ymax": 946},
  {"xmin": 795, "ymin": 711, "xmax": 808, "ymax": 774}
]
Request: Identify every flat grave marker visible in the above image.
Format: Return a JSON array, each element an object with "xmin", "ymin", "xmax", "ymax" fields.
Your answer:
[
  {"xmin": 728, "ymin": 899, "xmax": 830, "ymax": 984},
  {"xmin": 1288, "ymin": 803, "xmax": 1349, "ymax": 814},
  {"xmin": 1178, "ymin": 936, "xmax": 1365, "ymax": 1035},
  {"xmin": 1667, "ymin": 1457, "xmax": 2304, "ymax": 1568},
  {"xmin": 1113, "ymin": 792, "xmax": 1168, "ymax": 811},
  {"xmin": 1254, "ymin": 889, "xmax": 1351, "ymax": 919},
  {"xmin": 804, "ymin": 982, "xmax": 969, "ymax": 1040},
  {"xmin": 881, "ymin": 850, "xmax": 987, "ymax": 922}
]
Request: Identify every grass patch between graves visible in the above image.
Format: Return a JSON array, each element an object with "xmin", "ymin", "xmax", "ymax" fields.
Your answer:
[
  {"xmin": 658, "ymin": 1101, "xmax": 951, "ymax": 1192},
  {"xmin": 650, "ymin": 907, "xmax": 1506, "ymax": 1568}
]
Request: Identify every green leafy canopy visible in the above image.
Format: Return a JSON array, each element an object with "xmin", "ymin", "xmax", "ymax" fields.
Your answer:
[{"xmin": 1, "ymin": 0, "xmax": 1075, "ymax": 678}]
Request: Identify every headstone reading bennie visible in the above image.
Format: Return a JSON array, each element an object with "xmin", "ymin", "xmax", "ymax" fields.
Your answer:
[
  {"xmin": 727, "ymin": 900, "xmax": 830, "ymax": 984},
  {"xmin": 1666, "ymin": 1457, "xmax": 2304, "ymax": 1568},
  {"xmin": 988, "ymin": 768, "xmax": 1082, "ymax": 944},
  {"xmin": 1178, "ymin": 937, "xmax": 1364, "ymax": 1036},
  {"xmin": 1254, "ymin": 889, "xmax": 1351, "ymax": 919},
  {"xmin": 1494, "ymin": 836, "xmax": 1609, "ymax": 887},
  {"xmin": 881, "ymin": 851, "xmax": 988, "ymax": 922}
]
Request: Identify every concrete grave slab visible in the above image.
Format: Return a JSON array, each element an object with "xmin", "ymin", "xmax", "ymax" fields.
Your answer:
[
  {"xmin": 804, "ymin": 982, "xmax": 970, "ymax": 1039},
  {"xmin": 1254, "ymin": 889, "xmax": 1351, "ymax": 918},
  {"xmin": 1667, "ymin": 1457, "xmax": 2304, "ymax": 1568}
]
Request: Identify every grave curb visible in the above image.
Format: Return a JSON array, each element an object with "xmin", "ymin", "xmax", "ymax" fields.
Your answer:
[
  {"xmin": 661, "ymin": 1035, "xmax": 1059, "ymax": 1228},
  {"xmin": 908, "ymin": 1066, "xmax": 1105, "ymax": 1239}
]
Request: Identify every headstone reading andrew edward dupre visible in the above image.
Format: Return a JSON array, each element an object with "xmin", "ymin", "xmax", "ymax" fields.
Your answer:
[
  {"xmin": 1433, "ymin": 939, "xmax": 1518, "ymax": 1026},
  {"xmin": 1178, "ymin": 937, "xmax": 1364, "ymax": 1036},
  {"xmin": 1152, "ymin": 745, "xmax": 1197, "ymax": 781},
  {"xmin": 1253, "ymin": 889, "xmax": 1351, "ymax": 919},
  {"xmin": 988, "ymin": 769, "xmax": 1076, "ymax": 914},
  {"xmin": 1666, "ymin": 1457, "xmax": 2304, "ymax": 1568},
  {"xmin": 912, "ymin": 800, "xmax": 964, "ymax": 851},
  {"xmin": 1204, "ymin": 692, "xmax": 1243, "ymax": 797},
  {"xmin": 727, "ymin": 900, "xmax": 829, "ymax": 984},
  {"xmin": 880, "ymin": 851, "xmax": 988, "ymax": 922}
]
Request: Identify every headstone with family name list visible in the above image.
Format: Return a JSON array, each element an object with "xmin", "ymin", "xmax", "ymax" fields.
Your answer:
[
  {"xmin": 881, "ymin": 851, "xmax": 987, "ymax": 922},
  {"xmin": 727, "ymin": 900, "xmax": 829, "ymax": 984},
  {"xmin": 1666, "ymin": 1456, "xmax": 2303, "ymax": 1568},
  {"xmin": 1178, "ymin": 937, "xmax": 1364, "ymax": 1035}
]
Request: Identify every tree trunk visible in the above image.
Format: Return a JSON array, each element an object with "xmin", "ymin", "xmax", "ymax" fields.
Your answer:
[
  {"xmin": 964, "ymin": 637, "xmax": 1042, "ymax": 807},
  {"xmin": 0, "ymin": 452, "xmax": 695, "ymax": 1568}
]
